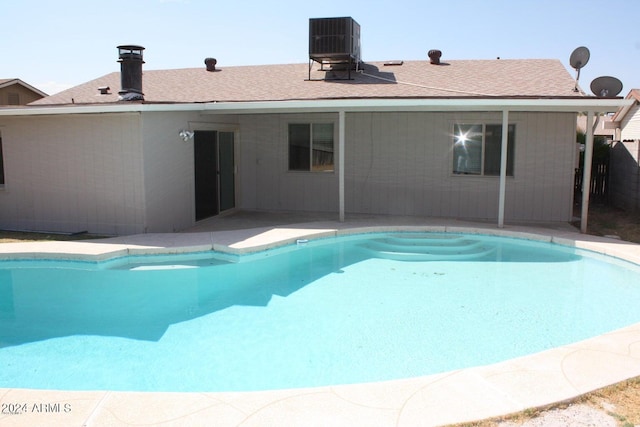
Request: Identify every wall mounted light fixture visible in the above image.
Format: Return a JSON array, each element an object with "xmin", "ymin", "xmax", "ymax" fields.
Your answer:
[{"xmin": 179, "ymin": 130, "xmax": 194, "ymax": 141}]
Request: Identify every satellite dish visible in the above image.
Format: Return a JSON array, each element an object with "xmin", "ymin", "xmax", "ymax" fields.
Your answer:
[
  {"xmin": 570, "ymin": 46, "xmax": 590, "ymax": 70},
  {"xmin": 569, "ymin": 46, "xmax": 590, "ymax": 92},
  {"xmin": 590, "ymin": 76, "xmax": 623, "ymax": 98}
]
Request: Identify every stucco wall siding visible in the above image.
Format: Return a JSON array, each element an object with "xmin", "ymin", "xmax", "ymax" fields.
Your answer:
[
  {"xmin": 510, "ymin": 112, "xmax": 576, "ymax": 222},
  {"xmin": 0, "ymin": 114, "xmax": 145, "ymax": 234},
  {"xmin": 239, "ymin": 111, "xmax": 576, "ymax": 222},
  {"xmin": 0, "ymin": 109, "xmax": 578, "ymax": 235},
  {"xmin": 344, "ymin": 111, "xmax": 575, "ymax": 222},
  {"xmin": 238, "ymin": 113, "xmax": 340, "ymax": 213},
  {"xmin": 141, "ymin": 112, "xmax": 240, "ymax": 232}
]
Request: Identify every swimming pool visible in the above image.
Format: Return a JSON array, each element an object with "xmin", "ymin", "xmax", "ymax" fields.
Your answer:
[{"xmin": 1, "ymin": 232, "xmax": 640, "ymax": 392}]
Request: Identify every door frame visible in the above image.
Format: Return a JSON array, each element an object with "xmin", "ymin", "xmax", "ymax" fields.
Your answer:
[{"xmin": 190, "ymin": 123, "xmax": 239, "ymax": 222}]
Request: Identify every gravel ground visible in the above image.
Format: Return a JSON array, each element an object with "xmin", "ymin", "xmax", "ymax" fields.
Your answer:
[{"xmin": 496, "ymin": 404, "xmax": 617, "ymax": 427}]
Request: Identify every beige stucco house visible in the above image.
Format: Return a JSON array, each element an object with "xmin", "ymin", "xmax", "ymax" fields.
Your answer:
[{"xmin": 0, "ymin": 38, "xmax": 632, "ymax": 235}]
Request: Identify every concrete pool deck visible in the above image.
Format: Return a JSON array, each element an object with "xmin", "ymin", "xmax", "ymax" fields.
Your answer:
[{"xmin": 1, "ymin": 212, "xmax": 640, "ymax": 426}]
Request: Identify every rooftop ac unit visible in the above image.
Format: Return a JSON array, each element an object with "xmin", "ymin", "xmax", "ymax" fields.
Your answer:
[{"xmin": 309, "ymin": 17, "xmax": 361, "ymax": 76}]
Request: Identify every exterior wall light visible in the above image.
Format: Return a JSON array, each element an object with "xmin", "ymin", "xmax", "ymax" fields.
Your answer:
[{"xmin": 179, "ymin": 130, "xmax": 194, "ymax": 141}]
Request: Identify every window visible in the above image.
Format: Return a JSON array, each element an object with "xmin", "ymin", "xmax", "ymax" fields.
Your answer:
[
  {"xmin": 453, "ymin": 124, "xmax": 515, "ymax": 176},
  {"xmin": 0, "ymin": 133, "xmax": 4, "ymax": 186},
  {"xmin": 288, "ymin": 123, "xmax": 334, "ymax": 172}
]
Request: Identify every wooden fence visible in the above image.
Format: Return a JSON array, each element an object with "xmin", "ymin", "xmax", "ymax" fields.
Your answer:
[{"xmin": 574, "ymin": 153, "xmax": 610, "ymax": 203}]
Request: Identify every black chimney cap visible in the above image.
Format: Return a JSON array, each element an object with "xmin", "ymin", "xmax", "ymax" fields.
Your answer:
[
  {"xmin": 118, "ymin": 45, "xmax": 145, "ymax": 61},
  {"xmin": 117, "ymin": 45, "xmax": 144, "ymax": 100}
]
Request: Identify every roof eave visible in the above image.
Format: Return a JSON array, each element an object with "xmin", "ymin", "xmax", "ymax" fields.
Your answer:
[
  {"xmin": 202, "ymin": 98, "xmax": 634, "ymax": 114},
  {"xmin": 0, "ymin": 98, "xmax": 633, "ymax": 117},
  {"xmin": 611, "ymin": 90, "xmax": 640, "ymax": 122}
]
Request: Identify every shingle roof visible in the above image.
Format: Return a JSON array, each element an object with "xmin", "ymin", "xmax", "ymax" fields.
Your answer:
[{"xmin": 31, "ymin": 59, "xmax": 583, "ymax": 106}]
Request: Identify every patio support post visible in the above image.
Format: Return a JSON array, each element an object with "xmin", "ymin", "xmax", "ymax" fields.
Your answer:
[
  {"xmin": 580, "ymin": 110, "xmax": 595, "ymax": 233},
  {"xmin": 339, "ymin": 110, "xmax": 345, "ymax": 222},
  {"xmin": 498, "ymin": 109, "xmax": 509, "ymax": 228}
]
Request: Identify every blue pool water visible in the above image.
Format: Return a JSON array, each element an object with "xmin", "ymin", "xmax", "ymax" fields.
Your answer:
[{"xmin": 1, "ymin": 232, "xmax": 640, "ymax": 392}]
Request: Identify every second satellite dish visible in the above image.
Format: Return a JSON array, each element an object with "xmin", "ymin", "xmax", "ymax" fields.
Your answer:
[
  {"xmin": 590, "ymin": 76, "xmax": 623, "ymax": 98},
  {"xmin": 570, "ymin": 46, "xmax": 590, "ymax": 92}
]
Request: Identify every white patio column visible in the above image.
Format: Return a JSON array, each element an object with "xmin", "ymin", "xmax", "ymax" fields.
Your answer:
[
  {"xmin": 498, "ymin": 109, "xmax": 509, "ymax": 228},
  {"xmin": 580, "ymin": 110, "xmax": 595, "ymax": 233},
  {"xmin": 338, "ymin": 110, "xmax": 345, "ymax": 222}
]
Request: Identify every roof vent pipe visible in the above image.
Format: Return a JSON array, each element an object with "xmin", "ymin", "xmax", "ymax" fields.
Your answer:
[
  {"xmin": 428, "ymin": 49, "xmax": 442, "ymax": 65},
  {"xmin": 205, "ymin": 58, "xmax": 218, "ymax": 72},
  {"xmin": 117, "ymin": 45, "xmax": 145, "ymax": 101},
  {"xmin": 204, "ymin": 58, "xmax": 218, "ymax": 71}
]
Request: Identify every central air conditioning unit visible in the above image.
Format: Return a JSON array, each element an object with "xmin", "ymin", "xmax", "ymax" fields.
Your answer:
[{"xmin": 308, "ymin": 17, "xmax": 361, "ymax": 80}]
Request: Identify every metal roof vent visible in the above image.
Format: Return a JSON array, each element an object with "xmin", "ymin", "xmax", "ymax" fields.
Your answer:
[
  {"xmin": 428, "ymin": 49, "xmax": 442, "ymax": 65},
  {"xmin": 117, "ymin": 45, "xmax": 144, "ymax": 101},
  {"xmin": 204, "ymin": 57, "xmax": 218, "ymax": 72}
]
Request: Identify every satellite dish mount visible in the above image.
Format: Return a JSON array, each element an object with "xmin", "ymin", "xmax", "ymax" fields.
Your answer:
[{"xmin": 569, "ymin": 46, "xmax": 590, "ymax": 92}]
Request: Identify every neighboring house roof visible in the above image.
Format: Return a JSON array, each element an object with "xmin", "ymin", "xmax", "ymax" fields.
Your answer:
[
  {"xmin": 0, "ymin": 78, "xmax": 48, "ymax": 97},
  {"xmin": 611, "ymin": 89, "xmax": 640, "ymax": 122},
  {"xmin": 31, "ymin": 59, "xmax": 583, "ymax": 107},
  {"xmin": 577, "ymin": 113, "xmax": 617, "ymax": 137}
]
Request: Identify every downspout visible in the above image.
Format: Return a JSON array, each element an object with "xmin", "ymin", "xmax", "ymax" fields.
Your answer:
[
  {"xmin": 580, "ymin": 110, "xmax": 595, "ymax": 233},
  {"xmin": 498, "ymin": 109, "xmax": 509, "ymax": 228},
  {"xmin": 339, "ymin": 110, "xmax": 345, "ymax": 222}
]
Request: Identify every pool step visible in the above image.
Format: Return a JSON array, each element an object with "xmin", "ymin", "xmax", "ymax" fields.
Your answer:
[{"xmin": 358, "ymin": 234, "xmax": 495, "ymax": 261}]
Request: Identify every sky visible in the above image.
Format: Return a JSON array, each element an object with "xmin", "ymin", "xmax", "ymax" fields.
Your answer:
[{"xmin": 3, "ymin": 0, "xmax": 640, "ymax": 96}]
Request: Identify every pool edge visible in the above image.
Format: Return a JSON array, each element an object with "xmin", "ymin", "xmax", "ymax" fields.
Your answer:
[{"xmin": 1, "ymin": 221, "xmax": 640, "ymax": 426}]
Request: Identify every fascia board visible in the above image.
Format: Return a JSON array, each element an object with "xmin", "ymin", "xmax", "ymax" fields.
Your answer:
[
  {"xmin": 201, "ymin": 98, "xmax": 634, "ymax": 114},
  {"xmin": 0, "ymin": 98, "xmax": 633, "ymax": 117}
]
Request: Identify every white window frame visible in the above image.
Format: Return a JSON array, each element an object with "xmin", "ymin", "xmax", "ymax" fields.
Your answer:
[
  {"xmin": 452, "ymin": 123, "xmax": 515, "ymax": 177},
  {"xmin": 288, "ymin": 122, "xmax": 336, "ymax": 173}
]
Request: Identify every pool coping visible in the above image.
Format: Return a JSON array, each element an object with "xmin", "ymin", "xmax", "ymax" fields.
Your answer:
[{"xmin": 1, "ymin": 221, "xmax": 640, "ymax": 426}]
